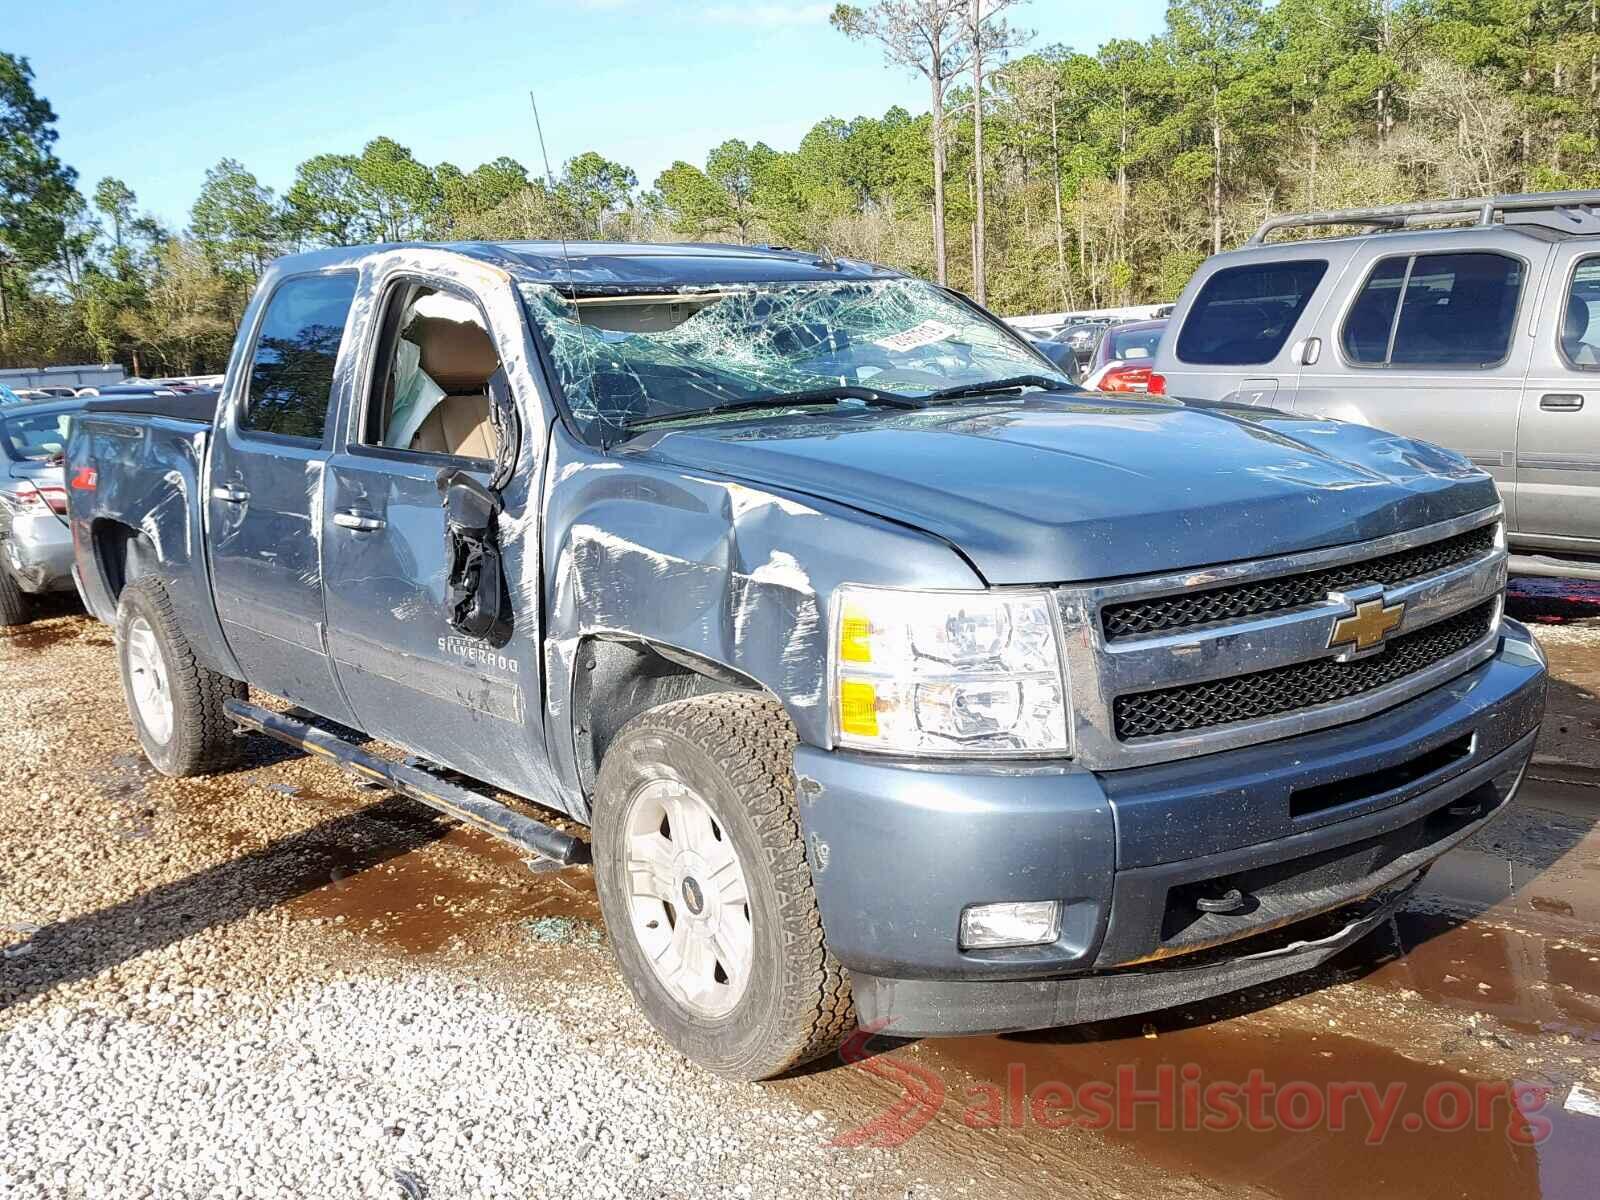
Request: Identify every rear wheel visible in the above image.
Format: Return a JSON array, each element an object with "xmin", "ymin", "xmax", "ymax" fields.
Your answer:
[
  {"xmin": 0, "ymin": 560, "xmax": 30, "ymax": 627},
  {"xmin": 115, "ymin": 577, "xmax": 245, "ymax": 776},
  {"xmin": 593, "ymin": 692, "xmax": 854, "ymax": 1081}
]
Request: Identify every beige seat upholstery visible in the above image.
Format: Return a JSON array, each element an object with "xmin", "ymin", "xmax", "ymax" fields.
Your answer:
[
  {"xmin": 413, "ymin": 396, "xmax": 495, "ymax": 459},
  {"xmin": 406, "ymin": 315, "xmax": 500, "ymax": 459}
]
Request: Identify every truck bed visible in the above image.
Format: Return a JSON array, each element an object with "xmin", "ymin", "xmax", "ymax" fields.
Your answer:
[{"xmin": 66, "ymin": 407, "xmax": 239, "ymax": 683}]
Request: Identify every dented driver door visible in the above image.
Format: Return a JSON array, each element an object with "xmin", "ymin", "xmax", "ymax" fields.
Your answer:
[
  {"xmin": 320, "ymin": 426, "xmax": 550, "ymax": 800},
  {"xmin": 319, "ymin": 271, "xmax": 546, "ymax": 796}
]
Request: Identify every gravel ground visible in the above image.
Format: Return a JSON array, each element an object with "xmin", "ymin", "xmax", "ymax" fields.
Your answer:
[
  {"xmin": 0, "ymin": 610, "xmax": 912, "ymax": 1200},
  {"xmin": 2, "ymin": 602, "xmax": 1598, "ymax": 1199},
  {"xmin": 1, "ymin": 972, "xmax": 863, "ymax": 1200}
]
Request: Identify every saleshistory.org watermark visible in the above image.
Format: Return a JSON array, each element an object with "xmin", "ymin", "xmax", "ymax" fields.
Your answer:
[{"xmin": 831, "ymin": 1023, "xmax": 1557, "ymax": 1150}]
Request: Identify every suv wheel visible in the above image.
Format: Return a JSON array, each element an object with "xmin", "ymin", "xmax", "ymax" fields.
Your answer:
[
  {"xmin": 593, "ymin": 692, "xmax": 855, "ymax": 1080},
  {"xmin": 115, "ymin": 577, "xmax": 245, "ymax": 776}
]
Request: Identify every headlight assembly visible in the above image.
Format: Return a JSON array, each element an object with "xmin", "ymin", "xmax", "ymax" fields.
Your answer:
[{"xmin": 831, "ymin": 585, "xmax": 1071, "ymax": 757}]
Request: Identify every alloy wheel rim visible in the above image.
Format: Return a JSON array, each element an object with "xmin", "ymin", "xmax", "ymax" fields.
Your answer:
[
  {"xmin": 622, "ymin": 778, "xmax": 753, "ymax": 1018},
  {"xmin": 126, "ymin": 616, "xmax": 173, "ymax": 745}
]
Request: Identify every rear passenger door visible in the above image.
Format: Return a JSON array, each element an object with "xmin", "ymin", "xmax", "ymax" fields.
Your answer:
[
  {"xmin": 1295, "ymin": 240, "xmax": 1547, "ymax": 527},
  {"xmin": 207, "ymin": 270, "xmax": 360, "ymax": 725},
  {"xmin": 1515, "ymin": 246, "xmax": 1600, "ymax": 551},
  {"xmin": 1158, "ymin": 246, "xmax": 1335, "ymax": 405}
]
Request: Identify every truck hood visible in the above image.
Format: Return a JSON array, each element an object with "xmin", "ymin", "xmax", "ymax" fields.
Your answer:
[{"xmin": 633, "ymin": 395, "xmax": 1500, "ymax": 584}]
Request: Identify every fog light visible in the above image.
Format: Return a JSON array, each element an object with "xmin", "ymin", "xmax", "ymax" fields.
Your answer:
[{"xmin": 959, "ymin": 901, "xmax": 1061, "ymax": 949}]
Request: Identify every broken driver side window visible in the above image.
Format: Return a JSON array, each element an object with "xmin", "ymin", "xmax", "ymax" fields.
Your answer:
[{"xmin": 364, "ymin": 283, "xmax": 502, "ymax": 462}]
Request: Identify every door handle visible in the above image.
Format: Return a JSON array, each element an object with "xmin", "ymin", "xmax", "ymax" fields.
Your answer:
[
  {"xmin": 333, "ymin": 510, "xmax": 386, "ymax": 532},
  {"xmin": 211, "ymin": 486, "xmax": 249, "ymax": 503},
  {"xmin": 1540, "ymin": 393, "xmax": 1585, "ymax": 411}
]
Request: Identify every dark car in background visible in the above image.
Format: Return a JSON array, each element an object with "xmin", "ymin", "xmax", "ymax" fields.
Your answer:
[
  {"xmin": 1018, "ymin": 328, "xmax": 1083, "ymax": 383},
  {"xmin": 1052, "ymin": 320, "xmax": 1112, "ymax": 366},
  {"xmin": 1083, "ymin": 318, "xmax": 1168, "ymax": 393}
]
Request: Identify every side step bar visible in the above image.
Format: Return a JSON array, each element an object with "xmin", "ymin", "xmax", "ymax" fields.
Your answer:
[{"xmin": 224, "ymin": 699, "xmax": 588, "ymax": 865}]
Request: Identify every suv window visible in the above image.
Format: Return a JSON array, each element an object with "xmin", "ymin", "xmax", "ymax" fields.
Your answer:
[
  {"xmin": 1562, "ymin": 256, "xmax": 1600, "ymax": 368},
  {"xmin": 1342, "ymin": 252, "xmax": 1522, "ymax": 368},
  {"xmin": 241, "ymin": 272, "xmax": 358, "ymax": 441},
  {"xmin": 1175, "ymin": 260, "xmax": 1327, "ymax": 365}
]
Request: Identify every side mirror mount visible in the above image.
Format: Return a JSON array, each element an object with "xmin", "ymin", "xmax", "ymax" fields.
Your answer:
[
  {"xmin": 485, "ymin": 367, "xmax": 521, "ymax": 491},
  {"xmin": 437, "ymin": 468, "xmax": 508, "ymax": 641}
]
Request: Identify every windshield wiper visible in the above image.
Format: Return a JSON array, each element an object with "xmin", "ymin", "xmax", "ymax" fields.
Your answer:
[
  {"xmin": 922, "ymin": 374, "xmax": 1078, "ymax": 403},
  {"xmin": 621, "ymin": 384, "xmax": 925, "ymax": 433}
]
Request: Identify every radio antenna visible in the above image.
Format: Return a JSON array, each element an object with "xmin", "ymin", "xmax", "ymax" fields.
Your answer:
[{"xmin": 529, "ymin": 90, "xmax": 579, "ymax": 299}]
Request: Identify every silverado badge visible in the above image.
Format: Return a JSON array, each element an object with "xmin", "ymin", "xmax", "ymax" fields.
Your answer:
[{"xmin": 1328, "ymin": 594, "xmax": 1406, "ymax": 653}]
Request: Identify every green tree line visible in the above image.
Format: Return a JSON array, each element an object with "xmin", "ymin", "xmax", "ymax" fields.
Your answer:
[{"xmin": 3, "ymin": 0, "xmax": 1599, "ymax": 374}]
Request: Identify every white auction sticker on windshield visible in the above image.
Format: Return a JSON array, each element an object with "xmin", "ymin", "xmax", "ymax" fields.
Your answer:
[{"xmin": 874, "ymin": 319, "xmax": 958, "ymax": 353}]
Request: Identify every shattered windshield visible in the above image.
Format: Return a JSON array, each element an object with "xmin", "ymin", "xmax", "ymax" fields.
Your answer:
[{"xmin": 518, "ymin": 277, "xmax": 1072, "ymax": 443}]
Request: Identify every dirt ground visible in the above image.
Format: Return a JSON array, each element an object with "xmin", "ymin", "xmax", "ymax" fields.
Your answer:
[{"xmin": 2, "ymin": 595, "xmax": 1598, "ymax": 1199}]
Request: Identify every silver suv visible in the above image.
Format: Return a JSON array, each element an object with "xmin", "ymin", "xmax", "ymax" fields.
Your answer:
[{"xmin": 1153, "ymin": 190, "xmax": 1600, "ymax": 580}]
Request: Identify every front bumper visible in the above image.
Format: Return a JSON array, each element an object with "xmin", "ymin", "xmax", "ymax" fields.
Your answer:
[
  {"xmin": 2, "ymin": 512, "xmax": 74, "ymax": 593},
  {"xmin": 795, "ymin": 620, "xmax": 1546, "ymax": 1037}
]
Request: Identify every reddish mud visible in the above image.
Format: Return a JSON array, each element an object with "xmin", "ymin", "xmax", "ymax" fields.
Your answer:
[
  {"xmin": 911, "ymin": 1015, "xmax": 1593, "ymax": 1200},
  {"xmin": 1369, "ymin": 911, "xmax": 1600, "ymax": 1042},
  {"xmin": 285, "ymin": 826, "xmax": 599, "ymax": 954}
]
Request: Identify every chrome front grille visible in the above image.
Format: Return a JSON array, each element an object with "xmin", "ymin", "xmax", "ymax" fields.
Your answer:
[
  {"xmin": 1101, "ymin": 525, "xmax": 1497, "ymax": 640},
  {"xmin": 1056, "ymin": 507, "xmax": 1507, "ymax": 769},
  {"xmin": 1112, "ymin": 600, "xmax": 1498, "ymax": 739}
]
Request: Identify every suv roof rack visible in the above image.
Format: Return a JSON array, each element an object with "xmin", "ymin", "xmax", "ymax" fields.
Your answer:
[{"xmin": 1247, "ymin": 190, "xmax": 1600, "ymax": 244}]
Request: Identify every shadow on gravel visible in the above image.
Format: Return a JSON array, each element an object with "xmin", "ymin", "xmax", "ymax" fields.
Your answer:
[{"xmin": 0, "ymin": 795, "xmax": 451, "ymax": 1011}]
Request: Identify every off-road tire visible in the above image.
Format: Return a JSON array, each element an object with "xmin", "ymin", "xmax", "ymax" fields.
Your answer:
[
  {"xmin": 115, "ymin": 576, "xmax": 246, "ymax": 777},
  {"xmin": 593, "ymin": 692, "xmax": 855, "ymax": 1080},
  {"xmin": 0, "ymin": 559, "xmax": 30, "ymax": 626}
]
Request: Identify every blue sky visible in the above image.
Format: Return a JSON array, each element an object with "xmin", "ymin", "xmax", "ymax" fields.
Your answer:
[{"xmin": 10, "ymin": 0, "xmax": 1167, "ymax": 231}]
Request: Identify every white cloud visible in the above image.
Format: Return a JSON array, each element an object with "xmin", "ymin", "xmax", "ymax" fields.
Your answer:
[{"xmin": 700, "ymin": 2, "xmax": 833, "ymax": 28}]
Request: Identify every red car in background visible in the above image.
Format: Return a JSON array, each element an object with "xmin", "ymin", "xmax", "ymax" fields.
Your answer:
[{"xmin": 1083, "ymin": 318, "xmax": 1167, "ymax": 393}]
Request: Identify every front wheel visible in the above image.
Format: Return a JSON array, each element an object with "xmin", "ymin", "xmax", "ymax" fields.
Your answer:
[
  {"xmin": 115, "ymin": 577, "xmax": 245, "ymax": 776},
  {"xmin": 593, "ymin": 693, "xmax": 854, "ymax": 1080}
]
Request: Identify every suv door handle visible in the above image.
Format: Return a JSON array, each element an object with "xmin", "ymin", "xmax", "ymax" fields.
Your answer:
[
  {"xmin": 211, "ymin": 486, "xmax": 249, "ymax": 503},
  {"xmin": 1540, "ymin": 393, "xmax": 1585, "ymax": 411},
  {"xmin": 333, "ymin": 510, "xmax": 386, "ymax": 532}
]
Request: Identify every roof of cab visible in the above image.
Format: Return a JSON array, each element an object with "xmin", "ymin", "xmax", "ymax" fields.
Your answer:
[{"xmin": 266, "ymin": 240, "xmax": 902, "ymax": 288}]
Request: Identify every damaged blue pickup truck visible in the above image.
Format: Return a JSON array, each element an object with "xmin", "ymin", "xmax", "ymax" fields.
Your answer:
[{"xmin": 66, "ymin": 242, "xmax": 1547, "ymax": 1080}]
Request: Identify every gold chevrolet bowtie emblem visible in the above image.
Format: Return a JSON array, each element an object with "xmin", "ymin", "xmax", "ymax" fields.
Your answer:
[{"xmin": 1328, "ymin": 596, "xmax": 1406, "ymax": 652}]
